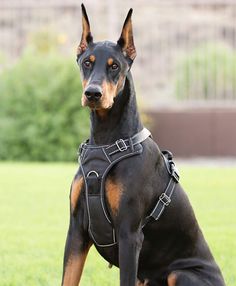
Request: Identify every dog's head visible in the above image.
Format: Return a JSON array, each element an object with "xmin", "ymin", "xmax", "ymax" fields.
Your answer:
[{"xmin": 77, "ymin": 4, "xmax": 136, "ymax": 111}]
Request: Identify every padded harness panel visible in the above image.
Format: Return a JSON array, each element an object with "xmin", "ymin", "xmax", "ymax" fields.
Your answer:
[{"xmin": 79, "ymin": 129, "xmax": 150, "ymax": 247}]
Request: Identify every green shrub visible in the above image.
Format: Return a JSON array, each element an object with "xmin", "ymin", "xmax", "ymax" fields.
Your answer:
[
  {"xmin": 175, "ymin": 43, "xmax": 236, "ymax": 100},
  {"xmin": 0, "ymin": 50, "xmax": 89, "ymax": 161}
]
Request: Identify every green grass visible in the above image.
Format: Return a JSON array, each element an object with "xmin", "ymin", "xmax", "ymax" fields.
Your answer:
[{"xmin": 0, "ymin": 162, "xmax": 235, "ymax": 285}]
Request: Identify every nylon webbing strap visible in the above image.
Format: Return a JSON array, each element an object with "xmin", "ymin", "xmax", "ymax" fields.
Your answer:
[
  {"xmin": 79, "ymin": 128, "xmax": 151, "ymax": 164},
  {"xmin": 142, "ymin": 151, "xmax": 179, "ymax": 227},
  {"xmin": 103, "ymin": 128, "xmax": 151, "ymax": 156}
]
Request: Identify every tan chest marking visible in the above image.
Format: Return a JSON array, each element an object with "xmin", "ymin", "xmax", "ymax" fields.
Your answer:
[
  {"xmin": 136, "ymin": 279, "xmax": 149, "ymax": 286},
  {"xmin": 167, "ymin": 273, "xmax": 177, "ymax": 286},
  {"xmin": 71, "ymin": 177, "xmax": 84, "ymax": 212},
  {"xmin": 105, "ymin": 178, "xmax": 123, "ymax": 216}
]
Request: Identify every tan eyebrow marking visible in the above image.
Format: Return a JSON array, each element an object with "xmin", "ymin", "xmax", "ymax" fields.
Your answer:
[
  {"xmin": 107, "ymin": 58, "xmax": 114, "ymax": 65},
  {"xmin": 89, "ymin": 55, "xmax": 96, "ymax": 62}
]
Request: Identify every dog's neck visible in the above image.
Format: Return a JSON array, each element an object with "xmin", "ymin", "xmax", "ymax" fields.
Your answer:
[{"xmin": 89, "ymin": 72, "xmax": 143, "ymax": 145}]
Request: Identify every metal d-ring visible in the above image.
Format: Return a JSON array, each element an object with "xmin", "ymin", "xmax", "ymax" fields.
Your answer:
[{"xmin": 87, "ymin": 170, "xmax": 99, "ymax": 178}]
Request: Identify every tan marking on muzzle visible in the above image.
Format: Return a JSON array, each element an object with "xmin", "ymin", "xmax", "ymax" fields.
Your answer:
[
  {"xmin": 82, "ymin": 79, "xmax": 88, "ymax": 89},
  {"xmin": 99, "ymin": 81, "xmax": 116, "ymax": 109},
  {"xmin": 81, "ymin": 75, "xmax": 125, "ymax": 111},
  {"xmin": 99, "ymin": 76, "xmax": 125, "ymax": 109},
  {"xmin": 81, "ymin": 79, "xmax": 89, "ymax": 106}
]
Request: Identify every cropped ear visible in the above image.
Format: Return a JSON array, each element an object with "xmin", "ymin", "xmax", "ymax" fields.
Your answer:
[
  {"xmin": 117, "ymin": 9, "xmax": 136, "ymax": 62},
  {"xmin": 77, "ymin": 4, "xmax": 93, "ymax": 56}
]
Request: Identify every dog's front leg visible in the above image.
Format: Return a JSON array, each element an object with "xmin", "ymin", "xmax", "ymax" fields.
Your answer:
[
  {"xmin": 61, "ymin": 176, "xmax": 91, "ymax": 286},
  {"xmin": 61, "ymin": 218, "xmax": 91, "ymax": 286},
  {"xmin": 118, "ymin": 222, "xmax": 144, "ymax": 286}
]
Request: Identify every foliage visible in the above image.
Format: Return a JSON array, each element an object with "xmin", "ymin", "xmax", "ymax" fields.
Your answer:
[
  {"xmin": 0, "ymin": 49, "xmax": 89, "ymax": 161},
  {"xmin": 175, "ymin": 43, "xmax": 236, "ymax": 100},
  {"xmin": 0, "ymin": 162, "xmax": 235, "ymax": 285}
]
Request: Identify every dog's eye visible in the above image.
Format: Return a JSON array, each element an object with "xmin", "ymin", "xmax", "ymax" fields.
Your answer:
[
  {"xmin": 83, "ymin": 60, "xmax": 92, "ymax": 69},
  {"xmin": 110, "ymin": 63, "xmax": 119, "ymax": 71}
]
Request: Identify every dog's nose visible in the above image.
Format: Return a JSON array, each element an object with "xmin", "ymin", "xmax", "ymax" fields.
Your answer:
[{"xmin": 85, "ymin": 86, "xmax": 102, "ymax": 102}]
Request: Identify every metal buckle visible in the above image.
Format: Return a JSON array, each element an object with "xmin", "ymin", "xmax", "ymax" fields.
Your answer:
[
  {"xmin": 170, "ymin": 163, "xmax": 180, "ymax": 182},
  {"xmin": 78, "ymin": 142, "xmax": 85, "ymax": 155},
  {"xmin": 162, "ymin": 150, "xmax": 173, "ymax": 160},
  {"xmin": 87, "ymin": 170, "xmax": 99, "ymax": 178},
  {"xmin": 159, "ymin": 193, "xmax": 171, "ymax": 206},
  {"xmin": 116, "ymin": 139, "xmax": 128, "ymax": 152}
]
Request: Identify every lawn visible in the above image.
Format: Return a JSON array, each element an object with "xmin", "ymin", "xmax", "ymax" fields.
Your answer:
[{"xmin": 0, "ymin": 162, "xmax": 235, "ymax": 286}]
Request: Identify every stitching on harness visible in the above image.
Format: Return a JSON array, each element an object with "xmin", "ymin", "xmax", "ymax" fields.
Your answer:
[{"xmin": 102, "ymin": 147, "xmax": 112, "ymax": 163}]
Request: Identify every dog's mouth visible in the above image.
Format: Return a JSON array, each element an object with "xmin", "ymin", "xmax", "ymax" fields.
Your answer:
[{"xmin": 81, "ymin": 94, "xmax": 114, "ymax": 110}]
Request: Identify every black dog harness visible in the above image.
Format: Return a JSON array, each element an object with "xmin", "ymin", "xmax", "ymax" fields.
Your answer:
[{"xmin": 79, "ymin": 128, "xmax": 179, "ymax": 247}]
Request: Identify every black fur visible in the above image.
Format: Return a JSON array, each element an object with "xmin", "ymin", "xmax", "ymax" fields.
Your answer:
[{"xmin": 61, "ymin": 5, "xmax": 226, "ymax": 286}]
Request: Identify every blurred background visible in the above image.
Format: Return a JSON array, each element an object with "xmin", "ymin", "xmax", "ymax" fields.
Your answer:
[
  {"xmin": 0, "ymin": 1, "xmax": 236, "ymax": 286},
  {"xmin": 0, "ymin": 0, "xmax": 236, "ymax": 160}
]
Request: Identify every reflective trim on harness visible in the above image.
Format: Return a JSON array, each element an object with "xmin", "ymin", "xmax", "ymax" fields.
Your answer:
[
  {"xmin": 79, "ymin": 130, "xmax": 179, "ymax": 246},
  {"xmin": 79, "ymin": 128, "xmax": 151, "ymax": 247}
]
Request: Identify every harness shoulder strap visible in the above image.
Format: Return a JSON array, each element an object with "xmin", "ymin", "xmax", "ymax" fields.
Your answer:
[{"xmin": 131, "ymin": 128, "xmax": 151, "ymax": 146}]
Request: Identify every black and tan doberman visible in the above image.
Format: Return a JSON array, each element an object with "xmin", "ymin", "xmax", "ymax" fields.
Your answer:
[{"xmin": 61, "ymin": 4, "xmax": 226, "ymax": 286}]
